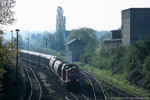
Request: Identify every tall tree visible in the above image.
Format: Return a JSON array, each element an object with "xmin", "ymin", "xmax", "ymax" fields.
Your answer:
[
  {"xmin": 56, "ymin": 6, "xmax": 66, "ymax": 51},
  {"xmin": 0, "ymin": 0, "xmax": 15, "ymax": 27},
  {"xmin": 0, "ymin": 0, "xmax": 16, "ymax": 99}
]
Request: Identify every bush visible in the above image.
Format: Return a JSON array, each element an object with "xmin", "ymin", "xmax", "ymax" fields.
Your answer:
[{"xmin": 84, "ymin": 38, "xmax": 150, "ymax": 90}]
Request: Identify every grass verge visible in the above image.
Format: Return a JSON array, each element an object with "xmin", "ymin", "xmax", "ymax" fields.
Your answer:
[{"xmin": 74, "ymin": 62, "xmax": 150, "ymax": 99}]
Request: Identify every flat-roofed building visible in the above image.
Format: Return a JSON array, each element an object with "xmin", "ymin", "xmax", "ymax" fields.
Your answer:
[
  {"xmin": 122, "ymin": 8, "xmax": 150, "ymax": 45},
  {"xmin": 103, "ymin": 30, "xmax": 122, "ymax": 49},
  {"xmin": 111, "ymin": 30, "xmax": 121, "ymax": 40}
]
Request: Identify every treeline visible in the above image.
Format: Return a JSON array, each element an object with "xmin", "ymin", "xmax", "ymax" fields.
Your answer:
[
  {"xmin": 0, "ymin": 0, "xmax": 25, "ymax": 99},
  {"xmin": 26, "ymin": 6, "xmax": 66, "ymax": 53},
  {"xmin": 0, "ymin": 35, "xmax": 25, "ymax": 99},
  {"xmin": 95, "ymin": 31, "xmax": 111, "ymax": 42},
  {"xmin": 67, "ymin": 28, "xmax": 150, "ymax": 90},
  {"xmin": 82, "ymin": 38, "xmax": 150, "ymax": 89},
  {"xmin": 27, "ymin": 32, "xmax": 66, "ymax": 58}
]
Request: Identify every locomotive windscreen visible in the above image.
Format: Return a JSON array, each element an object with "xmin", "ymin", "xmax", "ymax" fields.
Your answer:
[
  {"xmin": 67, "ymin": 68, "xmax": 79, "ymax": 80},
  {"xmin": 71, "ymin": 66, "xmax": 78, "ymax": 69},
  {"xmin": 68, "ymin": 73, "xmax": 78, "ymax": 77}
]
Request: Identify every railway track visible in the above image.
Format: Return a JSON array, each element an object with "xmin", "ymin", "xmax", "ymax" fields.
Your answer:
[
  {"xmin": 80, "ymin": 70, "xmax": 107, "ymax": 100},
  {"xmin": 82, "ymin": 70, "xmax": 144, "ymax": 100},
  {"xmin": 70, "ymin": 91, "xmax": 89, "ymax": 100},
  {"xmin": 23, "ymin": 63, "xmax": 42, "ymax": 100},
  {"xmin": 22, "ymin": 61, "xmax": 143, "ymax": 100}
]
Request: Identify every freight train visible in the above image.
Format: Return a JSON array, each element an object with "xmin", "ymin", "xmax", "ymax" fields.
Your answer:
[{"xmin": 20, "ymin": 50, "xmax": 80, "ymax": 90}]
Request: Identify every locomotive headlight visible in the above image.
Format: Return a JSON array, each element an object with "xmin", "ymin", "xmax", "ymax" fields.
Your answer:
[{"xmin": 76, "ymin": 79, "xmax": 79, "ymax": 81}]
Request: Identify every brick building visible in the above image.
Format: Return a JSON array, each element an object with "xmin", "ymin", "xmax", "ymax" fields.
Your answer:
[{"xmin": 65, "ymin": 39, "xmax": 85, "ymax": 62}]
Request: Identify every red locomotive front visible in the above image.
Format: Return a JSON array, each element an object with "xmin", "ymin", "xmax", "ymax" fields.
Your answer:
[
  {"xmin": 66, "ymin": 66, "xmax": 79, "ymax": 82},
  {"xmin": 61, "ymin": 64, "xmax": 80, "ymax": 90}
]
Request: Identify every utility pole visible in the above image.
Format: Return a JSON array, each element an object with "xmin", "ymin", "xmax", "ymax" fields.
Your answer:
[
  {"xmin": 25, "ymin": 38, "xmax": 29, "ymax": 50},
  {"xmin": 0, "ymin": 39, "xmax": 1, "ymax": 49},
  {"xmin": 15, "ymin": 29, "xmax": 19, "ymax": 100},
  {"xmin": 15, "ymin": 29, "xmax": 19, "ymax": 83},
  {"xmin": 43, "ymin": 36, "xmax": 48, "ymax": 54}
]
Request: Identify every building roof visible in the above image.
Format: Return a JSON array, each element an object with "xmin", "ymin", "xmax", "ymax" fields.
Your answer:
[
  {"xmin": 65, "ymin": 39, "xmax": 85, "ymax": 46},
  {"xmin": 103, "ymin": 39, "xmax": 122, "ymax": 43},
  {"xmin": 65, "ymin": 39, "xmax": 77, "ymax": 45},
  {"xmin": 122, "ymin": 8, "xmax": 150, "ymax": 12},
  {"xmin": 111, "ymin": 30, "xmax": 121, "ymax": 33}
]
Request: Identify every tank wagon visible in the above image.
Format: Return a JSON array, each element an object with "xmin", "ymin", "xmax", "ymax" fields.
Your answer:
[{"xmin": 20, "ymin": 50, "xmax": 80, "ymax": 89}]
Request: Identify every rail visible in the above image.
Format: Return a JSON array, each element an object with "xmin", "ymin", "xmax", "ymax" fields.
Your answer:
[{"xmin": 23, "ymin": 63, "xmax": 42, "ymax": 100}]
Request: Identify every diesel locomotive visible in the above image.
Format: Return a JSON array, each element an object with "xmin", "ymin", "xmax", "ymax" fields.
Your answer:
[{"xmin": 20, "ymin": 50, "xmax": 80, "ymax": 89}]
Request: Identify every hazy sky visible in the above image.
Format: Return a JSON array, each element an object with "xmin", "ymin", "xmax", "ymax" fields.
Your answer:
[{"xmin": 5, "ymin": 0, "xmax": 150, "ymax": 31}]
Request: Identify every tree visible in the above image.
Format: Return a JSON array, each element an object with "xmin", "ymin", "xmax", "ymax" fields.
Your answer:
[
  {"xmin": 56, "ymin": 6, "xmax": 66, "ymax": 51},
  {"xmin": 0, "ymin": 0, "xmax": 15, "ymax": 26},
  {"xmin": 0, "ymin": 0, "xmax": 16, "ymax": 99},
  {"xmin": 67, "ymin": 28, "xmax": 97, "ymax": 44},
  {"xmin": 67, "ymin": 28, "xmax": 98, "ymax": 63},
  {"xmin": 47, "ymin": 33, "xmax": 57, "ymax": 50}
]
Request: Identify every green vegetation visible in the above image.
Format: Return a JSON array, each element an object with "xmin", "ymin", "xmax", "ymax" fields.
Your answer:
[
  {"xmin": 56, "ymin": 6, "xmax": 66, "ymax": 51},
  {"xmin": 30, "ymin": 45, "xmax": 67, "ymax": 60},
  {"xmin": 24, "ymin": 6, "xmax": 66, "ymax": 54},
  {"xmin": 95, "ymin": 31, "xmax": 111, "ymax": 42},
  {"xmin": 75, "ymin": 38, "xmax": 150, "ymax": 98},
  {"xmin": 0, "ymin": 0, "xmax": 26, "ymax": 99},
  {"xmin": 0, "ymin": 39, "xmax": 25, "ymax": 99},
  {"xmin": 75, "ymin": 62, "xmax": 149, "ymax": 98},
  {"xmin": 0, "ymin": 0, "xmax": 15, "ymax": 25},
  {"xmin": 27, "ymin": 25, "xmax": 150, "ymax": 98},
  {"xmin": 97, "ymin": 39, "xmax": 150, "ymax": 89},
  {"xmin": 25, "ymin": 31, "xmax": 67, "ymax": 59},
  {"xmin": 18, "ymin": 35, "xmax": 27, "ymax": 49},
  {"xmin": 67, "ymin": 27, "xmax": 98, "ymax": 62},
  {"xmin": 66, "ymin": 27, "xmax": 150, "ymax": 96}
]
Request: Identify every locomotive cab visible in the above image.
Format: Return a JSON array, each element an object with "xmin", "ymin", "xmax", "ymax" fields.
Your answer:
[
  {"xmin": 66, "ymin": 66, "xmax": 79, "ymax": 82},
  {"xmin": 61, "ymin": 64, "xmax": 79, "ymax": 82},
  {"xmin": 64, "ymin": 64, "xmax": 80, "ymax": 89}
]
